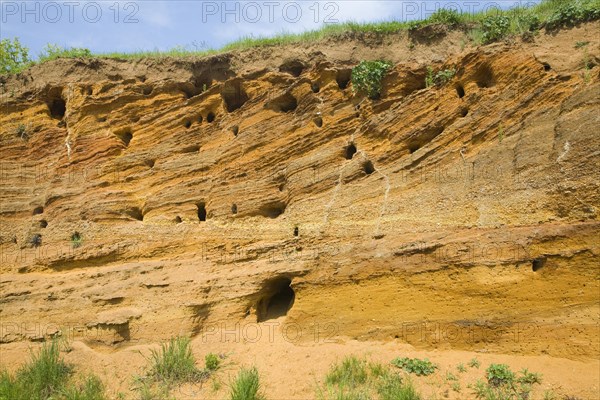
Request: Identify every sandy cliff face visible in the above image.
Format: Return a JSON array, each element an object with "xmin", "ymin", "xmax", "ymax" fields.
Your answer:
[{"xmin": 0, "ymin": 22, "xmax": 599, "ymax": 398}]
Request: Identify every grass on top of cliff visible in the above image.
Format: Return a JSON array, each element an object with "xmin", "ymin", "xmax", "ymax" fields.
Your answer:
[{"xmin": 1, "ymin": 0, "xmax": 599, "ymax": 75}]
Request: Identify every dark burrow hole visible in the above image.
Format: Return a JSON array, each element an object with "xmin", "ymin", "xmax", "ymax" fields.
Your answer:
[
  {"xmin": 221, "ymin": 79, "xmax": 249, "ymax": 112},
  {"xmin": 279, "ymin": 60, "xmax": 305, "ymax": 77},
  {"xmin": 48, "ymin": 98, "xmax": 66, "ymax": 119},
  {"xmin": 363, "ymin": 160, "xmax": 375, "ymax": 175},
  {"xmin": 460, "ymin": 108, "xmax": 469, "ymax": 117},
  {"xmin": 408, "ymin": 143, "xmax": 421, "ymax": 154},
  {"xmin": 197, "ymin": 203, "xmax": 207, "ymax": 221},
  {"xmin": 336, "ymin": 69, "xmax": 352, "ymax": 90},
  {"xmin": 125, "ymin": 207, "xmax": 144, "ymax": 221},
  {"xmin": 181, "ymin": 145, "xmax": 200, "ymax": 154},
  {"xmin": 97, "ymin": 116, "xmax": 107, "ymax": 123},
  {"xmin": 39, "ymin": 220, "xmax": 48, "ymax": 228},
  {"xmin": 293, "ymin": 226, "xmax": 299, "ymax": 237},
  {"xmin": 33, "ymin": 206, "xmax": 44, "ymax": 215},
  {"xmin": 542, "ymin": 63, "xmax": 551, "ymax": 71},
  {"xmin": 256, "ymin": 277, "xmax": 295, "ymax": 322},
  {"xmin": 278, "ymin": 183, "xmax": 285, "ymax": 192},
  {"xmin": 311, "ymin": 82, "xmax": 320, "ymax": 93},
  {"xmin": 145, "ymin": 159, "xmax": 155, "ymax": 168},
  {"xmin": 197, "ymin": 115, "xmax": 203, "ymax": 124},
  {"xmin": 114, "ymin": 127, "xmax": 133, "ymax": 147},
  {"xmin": 131, "ymin": 115, "xmax": 140, "ymax": 123},
  {"xmin": 207, "ymin": 112, "xmax": 215, "ymax": 123},
  {"xmin": 184, "ymin": 120, "xmax": 192, "ymax": 129},
  {"xmin": 231, "ymin": 125, "xmax": 239, "ymax": 136},
  {"xmin": 475, "ymin": 64, "xmax": 495, "ymax": 88},
  {"xmin": 231, "ymin": 204, "xmax": 238, "ymax": 214},
  {"xmin": 313, "ymin": 117, "xmax": 323, "ymax": 127},
  {"xmin": 532, "ymin": 257, "xmax": 546, "ymax": 272},
  {"xmin": 142, "ymin": 86, "xmax": 153, "ymax": 95},
  {"xmin": 259, "ymin": 201, "xmax": 286, "ymax": 219},
  {"xmin": 345, "ymin": 143, "xmax": 357, "ymax": 160},
  {"xmin": 175, "ymin": 216, "xmax": 182, "ymax": 223},
  {"xmin": 267, "ymin": 92, "xmax": 298, "ymax": 113},
  {"xmin": 456, "ymin": 84, "xmax": 465, "ymax": 98}
]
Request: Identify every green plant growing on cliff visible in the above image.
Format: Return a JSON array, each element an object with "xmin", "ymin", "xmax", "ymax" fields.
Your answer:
[
  {"xmin": 429, "ymin": 8, "xmax": 463, "ymax": 27},
  {"xmin": 71, "ymin": 232, "xmax": 83, "ymax": 249},
  {"xmin": 351, "ymin": 60, "xmax": 393, "ymax": 99},
  {"xmin": 426, "ymin": 67, "xmax": 456, "ymax": 87},
  {"xmin": 149, "ymin": 336, "xmax": 206, "ymax": 383},
  {"xmin": 481, "ymin": 15, "xmax": 511, "ymax": 43},
  {"xmin": 0, "ymin": 38, "xmax": 32, "ymax": 75}
]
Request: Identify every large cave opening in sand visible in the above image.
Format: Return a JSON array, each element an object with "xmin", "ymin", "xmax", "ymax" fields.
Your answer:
[{"xmin": 257, "ymin": 277, "xmax": 295, "ymax": 322}]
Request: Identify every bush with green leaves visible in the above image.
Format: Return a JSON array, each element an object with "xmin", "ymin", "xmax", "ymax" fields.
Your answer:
[
  {"xmin": 429, "ymin": 8, "xmax": 463, "ymax": 26},
  {"xmin": 205, "ymin": 353, "xmax": 221, "ymax": 371},
  {"xmin": 38, "ymin": 44, "xmax": 92, "ymax": 63},
  {"xmin": 471, "ymin": 364, "xmax": 543, "ymax": 400},
  {"xmin": 0, "ymin": 38, "xmax": 32, "ymax": 75},
  {"xmin": 425, "ymin": 67, "xmax": 456, "ymax": 87},
  {"xmin": 391, "ymin": 357, "xmax": 437, "ymax": 376},
  {"xmin": 481, "ymin": 15, "xmax": 511, "ymax": 43},
  {"xmin": 351, "ymin": 60, "xmax": 393, "ymax": 99}
]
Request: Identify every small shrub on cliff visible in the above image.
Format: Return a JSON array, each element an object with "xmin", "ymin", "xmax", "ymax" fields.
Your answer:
[
  {"xmin": 351, "ymin": 60, "xmax": 393, "ymax": 99},
  {"xmin": 425, "ymin": 67, "xmax": 456, "ymax": 87},
  {"xmin": 205, "ymin": 353, "xmax": 221, "ymax": 371},
  {"xmin": 481, "ymin": 15, "xmax": 511, "ymax": 43},
  {"xmin": 0, "ymin": 38, "xmax": 32, "ymax": 75}
]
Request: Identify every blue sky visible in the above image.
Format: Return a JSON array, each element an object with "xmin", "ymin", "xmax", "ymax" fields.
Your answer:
[{"xmin": 0, "ymin": 1, "xmax": 539, "ymax": 57}]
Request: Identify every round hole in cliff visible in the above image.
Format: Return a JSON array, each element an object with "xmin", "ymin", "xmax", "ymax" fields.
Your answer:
[
  {"xmin": 542, "ymin": 63, "xmax": 551, "ymax": 71},
  {"xmin": 345, "ymin": 143, "xmax": 357, "ymax": 160},
  {"xmin": 532, "ymin": 257, "xmax": 546, "ymax": 272},
  {"xmin": 175, "ymin": 216, "xmax": 182, "ymax": 223},
  {"xmin": 475, "ymin": 64, "xmax": 495, "ymax": 88},
  {"xmin": 363, "ymin": 160, "xmax": 375, "ymax": 175},
  {"xmin": 336, "ymin": 69, "xmax": 352, "ymax": 90},
  {"xmin": 97, "ymin": 116, "xmax": 107, "ymax": 123},
  {"xmin": 278, "ymin": 183, "xmax": 285, "ymax": 192},
  {"xmin": 207, "ymin": 112, "xmax": 215, "ymax": 123},
  {"xmin": 33, "ymin": 206, "xmax": 44, "ymax": 215},
  {"xmin": 222, "ymin": 79, "xmax": 249, "ymax": 112},
  {"xmin": 408, "ymin": 143, "xmax": 421, "ymax": 154},
  {"xmin": 456, "ymin": 84, "xmax": 465, "ymax": 98},
  {"xmin": 142, "ymin": 86, "xmax": 153, "ymax": 95},
  {"xmin": 313, "ymin": 117, "xmax": 323, "ymax": 128},
  {"xmin": 311, "ymin": 82, "xmax": 320, "ymax": 93},
  {"xmin": 231, "ymin": 125, "xmax": 239, "ymax": 136},
  {"xmin": 197, "ymin": 203, "xmax": 207, "ymax": 222},
  {"xmin": 39, "ymin": 220, "xmax": 48, "ymax": 228},
  {"xmin": 197, "ymin": 115, "xmax": 203, "ymax": 124},
  {"xmin": 293, "ymin": 226, "xmax": 299, "ymax": 237},
  {"xmin": 257, "ymin": 277, "xmax": 295, "ymax": 322},
  {"xmin": 131, "ymin": 115, "xmax": 140, "ymax": 123},
  {"xmin": 126, "ymin": 207, "xmax": 144, "ymax": 221},
  {"xmin": 145, "ymin": 159, "xmax": 155, "ymax": 168},
  {"xmin": 86, "ymin": 87, "xmax": 93, "ymax": 96},
  {"xmin": 48, "ymin": 98, "xmax": 66, "ymax": 119},
  {"xmin": 231, "ymin": 204, "xmax": 238, "ymax": 215},
  {"xmin": 460, "ymin": 108, "xmax": 469, "ymax": 117},
  {"xmin": 184, "ymin": 120, "xmax": 192, "ymax": 129},
  {"xmin": 260, "ymin": 202, "xmax": 286, "ymax": 219},
  {"xmin": 279, "ymin": 60, "xmax": 305, "ymax": 77},
  {"xmin": 114, "ymin": 128, "xmax": 133, "ymax": 147},
  {"xmin": 267, "ymin": 92, "xmax": 298, "ymax": 113}
]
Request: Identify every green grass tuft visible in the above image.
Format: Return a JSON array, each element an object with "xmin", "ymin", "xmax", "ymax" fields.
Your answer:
[
  {"xmin": 149, "ymin": 336, "xmax": 206, "ymax": 383},
  {"xmin": 229, "ymin": 366, "xmax": 265, "ymax": 400}
]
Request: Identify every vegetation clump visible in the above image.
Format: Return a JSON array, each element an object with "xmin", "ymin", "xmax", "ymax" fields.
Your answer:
[
  {"xmin": 229, "ymin": 366, "xmax": 265, "ymax": 400},
  {"xmin": 0, "ymin": 340, "xmax": 107, "ymax": 400},
  {"xmin": 471, "ymin": 364, "xmax": 543, "ymax": 400},
  {"xmin": 318, "ymin": 356, "xmax": 421, "ymax": 400},
  {"xmin": 425, "ymin": 67, "xmax": 456, "ymax": 87},
  {"xmin": 351, "ymin": 60, "xmax": 393, "ymax": 99},
  {"xmin": 391, "ymin": 357, "xmax": 438, "ymax": 376}
]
